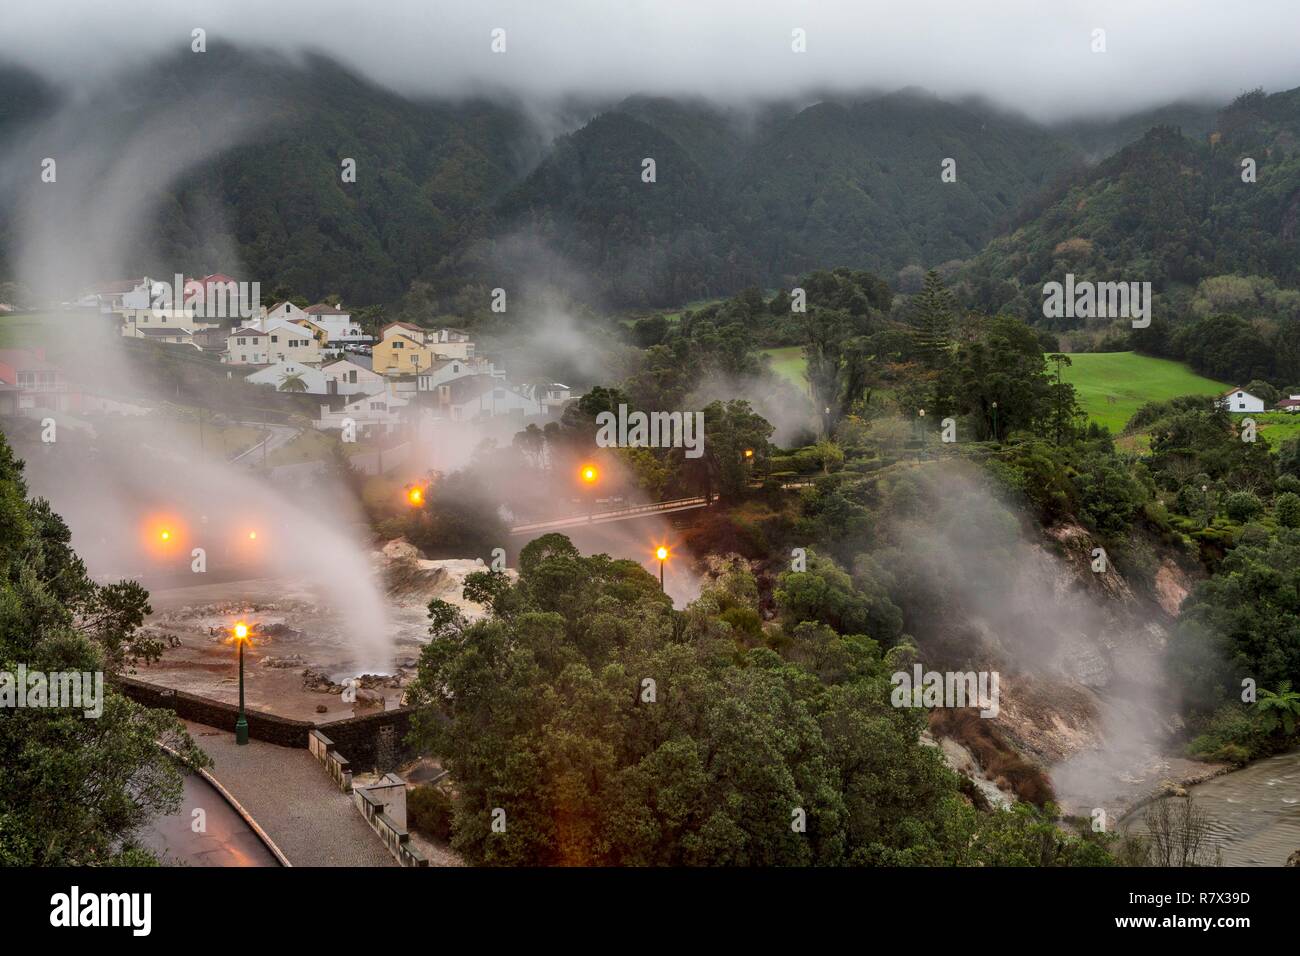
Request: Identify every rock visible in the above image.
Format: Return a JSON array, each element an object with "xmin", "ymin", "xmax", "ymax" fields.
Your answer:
[
  {"xmin": 1156, "ymin": 779, "xmax": 1188, "ymax": 798},
  {"xmin": 302, "ymin": 668, "xmax": 344, "ymax": 694},
  {"xmin": 315, "ymin": 704, "xmax": 328, "ymax": 714},
  {"xmin": 355, "ymin": 688, "xmax": 386, "ymax": 707},
  {"xmin": 357, "ymin": 672, "xmax": 403, "ymax": 689},
  {"xmin": 381, "ymin": 538, "xmax": 423, "ymax": 562},
  {"xmin": 261, "ymin": 654, "xmax": 306, "ymax": 668},
  {"xmin": 1287, "ymin": 849, "xmax": 1300, "ymax": 867}
]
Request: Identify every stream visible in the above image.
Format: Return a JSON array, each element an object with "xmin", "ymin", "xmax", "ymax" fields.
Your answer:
[{"xmin": 1140, "ymin": 749, "xmax": 1300, "ymax": 866}]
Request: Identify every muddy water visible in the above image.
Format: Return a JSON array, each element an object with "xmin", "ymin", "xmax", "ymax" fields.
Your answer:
[
  {"xmin": 137, "ymin": 575, "xmax": 439, "ymax": 723},
  {"xmin": 1178, "ymin": 750, "xmax": 1300, "ymax": 866}
]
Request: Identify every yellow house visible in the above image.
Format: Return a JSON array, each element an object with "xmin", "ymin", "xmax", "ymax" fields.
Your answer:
[{"xmin": 373, "ymin": 322, "xmax": 439, "ymax": 376}]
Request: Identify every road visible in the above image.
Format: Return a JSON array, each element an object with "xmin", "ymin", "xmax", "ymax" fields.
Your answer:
[
  {"xmin": 229, "ymin": 422, "xmax": 300, "ymax": 465},
  {"xmin": 141, "ymin": 770, "xmax": 281, "ymax": 867}
]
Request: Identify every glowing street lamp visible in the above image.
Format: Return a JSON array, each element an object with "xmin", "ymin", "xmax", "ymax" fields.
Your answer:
[
  {"xmin": 580, "ymin": 465, "xmax": 598, "ymax": 485},
  {"xmin": 655, "ymin": 546, "xmax": 669, "ymax": 590},
  {"xmin": 406, "ymin": 485, "xmax": 424, "ymax": 507},
  {"xmin": 232, "ymin": 621, "xmax": 251, "ymax": 745}
]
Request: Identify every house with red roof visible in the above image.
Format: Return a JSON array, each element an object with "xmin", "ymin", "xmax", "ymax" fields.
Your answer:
[{"xmin": 0, "ymin": 348, "xmax": 80, "ymax": 414}]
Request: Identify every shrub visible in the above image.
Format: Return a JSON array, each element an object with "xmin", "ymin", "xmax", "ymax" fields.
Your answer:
[
  {"xmin": 1224, "ymin": 490, "xmax": 1263, "ymax": 522},
  {"xmin": 408, "ymin": 785, "xmax": 454, "ymax": 842},
  {"xmin": 1237, "ymin": 523, "xmax": 1270, "ymax": 548},
  {"xmin": 1276, "ymin": 491, "xmax": 1300, "ymax": 528}
]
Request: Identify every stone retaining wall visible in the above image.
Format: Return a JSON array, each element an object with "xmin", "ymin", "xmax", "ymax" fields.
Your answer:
[{"xmin": 120, "ymin": 676, "xmax": 417, "ymax": 771}]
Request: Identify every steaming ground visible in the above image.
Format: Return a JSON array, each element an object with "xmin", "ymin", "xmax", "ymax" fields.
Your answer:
[{"xmin": 874, "ymin": 462, "xmax": 1206, "ymax": 816}]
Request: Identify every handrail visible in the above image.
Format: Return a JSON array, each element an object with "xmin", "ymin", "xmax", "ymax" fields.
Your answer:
[{"xmin": 509, "ymin": 495, "xmax": 710, "ymax": 535}]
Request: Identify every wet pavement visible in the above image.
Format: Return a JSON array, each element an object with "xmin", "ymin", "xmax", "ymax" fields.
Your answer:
[
  {"xmin": 181, "ymin": 720, "xmax": 397, "ymax": 866},
  {"xmin": 142, "ymin": 771, "xmax": 280, "ymax": 866}
]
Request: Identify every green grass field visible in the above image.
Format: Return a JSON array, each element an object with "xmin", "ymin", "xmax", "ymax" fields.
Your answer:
[
  {"xmin": 0, "ymin": 312, "xmax": 58, "ymax": 348},
  {"xmin": 1060, "ymin": 351, "xmax": 1230, "ymax": 433},
  {"xmin": 1255, "ymin": 411, "xmax": 1300, "ymax": 448},
  {"xmin": 762, "ymin": 346, "xmax": 808, "ymax": 391}
]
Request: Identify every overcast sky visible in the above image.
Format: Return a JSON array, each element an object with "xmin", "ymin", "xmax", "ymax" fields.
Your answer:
[{"xmin": 4, "ymin": 1, "xmax": 1300, "ymax": 120}]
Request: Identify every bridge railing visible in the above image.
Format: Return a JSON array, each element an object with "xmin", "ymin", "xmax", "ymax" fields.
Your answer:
[{"xmin": 509, "ymin": 495, "xmax": 710, "ymax": 535}]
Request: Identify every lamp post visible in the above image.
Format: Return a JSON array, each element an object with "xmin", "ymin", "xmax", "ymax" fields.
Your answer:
[
  {"xmin": 233, "ymin": 622, "xmax": 250, "ymax": 745},
  {"xmin": 991, "ymin": 401, "xmax": 999, "ymax": 443},
  {"xmin": 656, "ymin": 546, "xmax": 669, "ymax": 591},
  {"xmin": 581, "ymin": 464, "xmax": 598, "ymax": 521}
]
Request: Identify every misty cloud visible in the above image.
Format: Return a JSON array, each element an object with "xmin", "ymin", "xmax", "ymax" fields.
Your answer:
[{"xmin": 3, "ymin": 1, "xmax": 1299, "ymax": 121}]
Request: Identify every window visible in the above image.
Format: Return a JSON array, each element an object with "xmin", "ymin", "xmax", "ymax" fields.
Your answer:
[
  {"xmin": 1239, "ymin": 403, "xmax": 1246, "ymax": 410},
  {"xmin": 237, "ymin": 337, "xmax": 246, "ymax": 345},
  {"xmin": 271, "ymin": 335, "xmax": 279, "ymax": 343},
  {"xmin": 393, "ymin": 341, "xmax": 404, "ymax": 349}
]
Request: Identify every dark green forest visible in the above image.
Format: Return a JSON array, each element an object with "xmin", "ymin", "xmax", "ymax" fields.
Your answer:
[{"xmin": 3, "ymin": 47, "xmax": 1272, "ymax": 319}]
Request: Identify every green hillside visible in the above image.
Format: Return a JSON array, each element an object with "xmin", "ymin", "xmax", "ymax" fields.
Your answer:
[
  {"xmin": 965, "ymin": 88, "xmax": 1300, "ymax": 327},
  {"xmin": 1060, "ymin": 351, "xmax": 1229, "ymax": 432}
]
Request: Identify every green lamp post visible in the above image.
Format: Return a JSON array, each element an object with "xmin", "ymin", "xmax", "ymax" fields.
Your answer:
[{"xmin": 233, "ymin": 622, "xmax": 250, "ymax": 745}]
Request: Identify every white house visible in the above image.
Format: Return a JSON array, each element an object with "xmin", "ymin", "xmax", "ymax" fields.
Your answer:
[
  {"xmin": 244, "ymin": 361, "xmax": 329, "ymax": 394},
  {"xmin": 1218, "ymin": 387, "xmax": 1266, "ymax": 414},
  {"xmin": 224, "ymin": 328, "xmax": 271, "ymax": 365},
  {"xmin": 1276, "ymin": 395, "xmax": 1300, "ymax": 413},
  {"xmin": 120, "ymin": 307, "xmax": 219, "ymax": 338},
  {"xmin": 416, "ymin": 356, "xmax": 500, "ymax": 391},
  {"xmin": 530, "ymin": 382, "xmax": 573, "ymax": 416},
  {"xmin": 321, "ymin": 357, "xmax": 387, "ymax": 396},
  {"xmin": 264, "ymin": 301, "xmax": 309, "ymax": 324},
  {"xmin": 432, "ymin": 375, "xmax": 541, "ymax": 421},
  {"xmin": 74, "ymin": 277, "xmax": 152, "ymax": 313},
  {"xmin": 426, "ymin": 327, "xmax": 474, "ymax": 360},
  {"xmin": 316, "ymin": 383, "xmax": 410, "ymax": 436},
  {"xmin": 303, "ymin": 303, "xmax": 371, "ymax": 345},
  {"xmin": 126, "ymin": 327, "xmax": 203, "ymax": 348}
]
